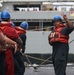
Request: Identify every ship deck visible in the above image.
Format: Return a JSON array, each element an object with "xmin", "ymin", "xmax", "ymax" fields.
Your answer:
[{"xmin": 24, "ymin": 64, "xmax": 74, "ymax": 75}]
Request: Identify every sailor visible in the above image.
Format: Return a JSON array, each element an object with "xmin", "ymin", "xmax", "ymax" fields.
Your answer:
[
  {"xmin": 0, "ymin": 27, "xmax": 9, "ymax": 75},
  {"xmin": 48, "ymin": 12, "xmax": 74, "ymax": 75},
  {"xmin": 13, "ymin": 21, "xmax": 28, "ymax": 74},
  {"xmin": 0, "ymin": 24, "xmax": 18, "ymax": 75},
  {"xmin": 11, "ymin": 22, "xmax": 27, "ymax": 75},
  {"xmin": 15, "ymin": 21, "xmax": 28, "ymax": 54},
  {"xmin": 0, "ymin": 10, "xmax": 23, "ymax": 75}
]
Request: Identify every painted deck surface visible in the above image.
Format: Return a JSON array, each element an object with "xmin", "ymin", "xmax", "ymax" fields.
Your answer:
[{"xmin": 24, "ymin": 65, "xmax": 74, "ymax": 75}]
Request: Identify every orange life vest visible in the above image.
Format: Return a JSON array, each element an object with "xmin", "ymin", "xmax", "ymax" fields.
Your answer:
[
  {"xmin": 15, "ymin": 26, "xmax": 26, "ymax": 36},
  {"xmin": 49, "ymin": 24, "xmax": 69, "ymax": 45}
]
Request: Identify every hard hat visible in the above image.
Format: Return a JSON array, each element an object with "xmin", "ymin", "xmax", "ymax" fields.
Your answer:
[
  {"xmin": 1, "ymin": 10, "xmax": 10, "ymax": 19},
  {"xmin": 52, "ymin": 15, "xmax": 62, "ymax": 22},
  {"xmin": 20, "ymin": 21, "xmax": 28, "ymax": 29},
  {"xmin": 11, "ymin": 22, "xmax": 15, "ymax": 27}
]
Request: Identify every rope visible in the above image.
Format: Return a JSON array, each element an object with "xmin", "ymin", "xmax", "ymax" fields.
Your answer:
[
  {"xmin": 25, "ymin": 54, "xmax": 32, "ymax": 66},
  {"xmin": 23, "ymin": 53, "xmax": 52, "ymax": 67},
  {"xmin": 39, "ymin": 56, "xmax": 52, "ymax": 65},
  {"xmin": 69, "ymin": 39, "xmax": 74, "ymax": 44},
  {"xmin": 28, "ymin": 26, "xmax": 54, "ymax": 31},
  {"xmin": 24, "ymin": 53, "xmax": 52, "ymax": 63},
  {"xmin": 24, "ymin": 38, "xmax": 74, "ymax": 67},
  {"xmin": 23, "ymin": 29, "xmax": 74, "ymax": 67}
]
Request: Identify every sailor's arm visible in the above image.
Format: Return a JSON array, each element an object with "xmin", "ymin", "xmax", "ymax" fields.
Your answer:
[
  {"xmin": 0, "ymin": 32, "xmax": 6, "ymax": 46},
  {"xmin": 61, "ymin": 12, "xmax": 73, "ymax": 28},
  {"xmin": 5, "ymin": 36, "xmax": 18, "ymax": 53}
]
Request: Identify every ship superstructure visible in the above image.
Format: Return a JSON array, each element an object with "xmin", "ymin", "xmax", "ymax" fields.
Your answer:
[{"xmin": 0, "ymin": 0, "xmax": 74, "ymax": 28}]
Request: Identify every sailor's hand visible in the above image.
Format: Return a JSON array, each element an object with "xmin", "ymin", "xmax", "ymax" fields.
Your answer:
[
  {"xmin": 5, "ymin": 43, "xmax": 18, "ymax": 53},
  {"xmin": 0, "ymin": 45, "xmax": 7, "ymax": 51},
  {"xmin": 61, "ymin": 12, "xmax": 68, "ymax": 20}
]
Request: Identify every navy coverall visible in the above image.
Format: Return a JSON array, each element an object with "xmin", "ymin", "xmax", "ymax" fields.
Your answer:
[{"xmin": 52, "ymin": 27, "xmax": 74, "ymax": 75}]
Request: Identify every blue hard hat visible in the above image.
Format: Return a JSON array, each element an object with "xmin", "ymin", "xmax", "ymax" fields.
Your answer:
[
  {"xmin": 1, "ymin": 10, "xmax": 10, "ymax": 19},
  {"xmin": 20, "ymin": 21, "xmax": 28, "ymax": 29},
  {"xmin": 53, "ymin": 15, "xmax": 62, "ymax": 21}
]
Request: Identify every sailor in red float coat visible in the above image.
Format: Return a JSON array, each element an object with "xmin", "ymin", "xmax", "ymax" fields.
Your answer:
[
  {"xmin": 15, "ymin": 21, "xmax": 28, "ymax": 54},
  {"xmin": 11, "ymin": 22, "xmax": 26, "ymax": 75},
  {"xmin": 0, "ymin": 22, "xmax": 23, "ymax": 75},
  {"xmin": 0, "ymin": 28, "xmax": 6, "ymax": 75},
  {"xmin": 0, "ymin": 26, "xmax": 18, "ymax": 75},
  {"xmin": 15, "ymin": 26, "xmax": 26, "ymax": 52},
  {"xmin": 14, "ymin": 26, "xmax": 27, "ymax": 74},
  {"xmin": 0, "ymin": 10, "xmax": 23, "ymax": 75},
  {"xmin": 0, "ymin": 22, "xmax": 18, "ymax": 75},
  {"xmin": 13, "ymin": 22, "xmax": 28, "ymax": 75}
]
